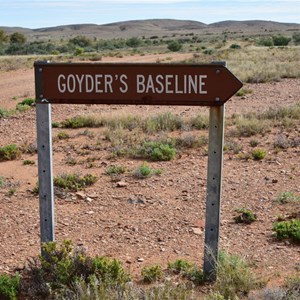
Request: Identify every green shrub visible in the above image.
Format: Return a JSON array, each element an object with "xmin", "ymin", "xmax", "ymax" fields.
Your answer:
[
  {"xmin": 273, "ymin": 219, "xmax": 300, "ymax": 242},
  {"xmin": 185, "ymin": 266, "xmax": 204, "ymax": 285},
  {"xmin": 57, "ymin": 131, "xmax": 70, "ymax": 140},
  {"xmin": 249, "ymin": 139, "xmax": 259, "ymax": 147},
  {"xmin": 168, "ymin": 259, "xmax": 193, "ymax": 275},
  {"xmin": 20, "ymin": 240, "xmax": 130, "ymax": 298},
  {"xmin": 168, "ymin": 259, "xmax": 204, "ymax": 285},
  {"xmin": 167, "ymin": 40, "xmax": 182, "ymax": 52},
  {"xmin": 54, "ymin": 173, "xmax": 97, "ymax": 191},
  {"xmin": 137, "ymin": 141, "xmax": 176, "ymax": 161},
  {"xmin": 0, "ymin": 107, "xmax": 11, "ymax": 118},
  {"xmin": 234, "ymin": 208, "xmax": 257, "ymax": 224},
  {"xmin": 234, "ymin": 118, "xmax": 270, "ymax": 137},
  {"xmin": 134, "ymin": 162, "xmax": 152, "ymax": 178},
  {"xmin": 39, "ymin": 240, "xmax": 92, "ymax": 288},
  {"xmin": 276, "ymin": 192, "xmax": 300, "ymax": 204},
  {"xmin": 215, "ymin": 251, "xmax": 256, "ymax": 299},
  {"xmin": 0, "ymin": 273, "xmax": 20, "ymax": 300},
  {"xmin": 235, "ymin": 88, "xmax": 253, "ymax": 97},
  {"xmin": 293, "ymin": 32, "xmax": 300, "ymax": 45},
  {"xmin": 105, "ymin": 165, "xmax": 126, "ymax": 175},
  {"xmin": 0, "ymin": 144, "xmax": 21, "ymax": 161},
  {"xmin": 251, "ymin": 148, "xmax": 267, "ymax": 160},
  {"xmin": 257, "ymin": 37, "xmax": 274, "ymax": 47},
  {"xmin": 143, "ymin": 112, "xmax": 182, "ymax": 133},
  {"xmin": 52, "ymin": 122, "xmax": 60, "ymax": 128},
  {"xmin": 175, "ymin": 134, "xmax": 208, "ymax": 149},
  {"xmin": 261, "ymin": 103, "xmax": 300, "ymax": 121},
  {"xmin": 190, "ymin": 114, "xmax": 209, "ymax": 129},
  {"xmin": 92, "ymin": 256, "xmax": 129, "ymax": 287},
  {"xmin": 23, "ymin": 159, "xmax": 35, "ymax": 165},
  {"xmin": 272, "ymin": 35, "xmax": 291, "ymax": 46},
  {"xmin": 229, "ymin": 43, "xmax": 241, "ymax": 49},
  {"xmin": 16, "ymin": 98, "xmax": 35, "ymax": 112},
  {"xmin": 133, "ymin": 162, "xmax": 162, "ymax": 178},
  {"xmin": 141, "ymin": 265, "xmax": 163, "ymax": 283},
  {"xmin": 61, "ymin": 116, "xmax": 103, "ymax": 128}
]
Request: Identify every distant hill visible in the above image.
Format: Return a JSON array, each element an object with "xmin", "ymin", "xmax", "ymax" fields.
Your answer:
[{"xmin": 1, "ymin": 19, "xmax": 300, "ymax": 41}]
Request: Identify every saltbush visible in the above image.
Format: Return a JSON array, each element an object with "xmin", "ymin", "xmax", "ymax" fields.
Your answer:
[
  {"xmin": 273, "ymin": 219, "xmax": 300, "ymax": 242},
  {"xmin": 0, "ymin": 273, "xmax": 20, "ymax": 300},
  {"xmin": 0, "ymin": 144, "xmax": 21, "ymax": 161}
]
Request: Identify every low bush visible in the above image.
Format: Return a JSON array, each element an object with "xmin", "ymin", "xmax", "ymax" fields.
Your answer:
[
  {"xmin": 215, "ymin": 251, "xmax": 257, "ymax": 299},
  {"xmin": 168, "ymin": 259, "xmax": 204, "ymax": 285},
  {"xmin": 61, "ymin": 116, "xmax": 103, "ymax": 128},
  {"xmin": 234, "ymin": 208, "xmax": 257, "ymax": 224},
  {"xmin": 273, "ymin": 219, "xmax": 300, "ymax": 243},
  {"xmin": 105, "ymin": 165, "xmax": 126, "ymax": 175},
  {"xmin": 235, "ymin": 88, "xmax": 253, "ymax": 97},
  {"xmin": 54, "ymin": 173, "xmax": 97, "ymax": 191},
  {"xmin": 190, "ymin": 114, "xmax": 209, "ymax": 129},
  {"xmin": 133, "ymin": 162, "xmax": 162, "ymax": 178},
  {"xmin": 0, "ymin": 273, "xmax": 20, "ymax": 300},
  {"xmin": 234, "ymin": 118, "xmax": 270, "ymax": 137},
  {"xmin": 137, "ymin": 141, "xmax": 176, "ymax": 161},
  {"xmin": 0, "ymin": 144, "xmax": 21, "ymax": 161},
  {"xmin": 251, "ymin": 148, "xmax": 267, "ymax": 160},
  {"xmin": 16, "ymin": 98, "xmax": 35, "ymax": 112},
  {"xmin": 56, "ymin": 131, "xmax": 70, "ymax": 140},
  {"xmin": 168, "ymin": 259, "xmax": 192, "ymax": 275},
  {"xmin": 276, "ymin": 191, "xmax": 300, "ymax": 204},
  {"xmin": 141, "ymin": 265, "xmax": 163, "ymax": 283},
  {"xmin": 20, "ymin": 240, "xmax": 130, "ymax": 298}
]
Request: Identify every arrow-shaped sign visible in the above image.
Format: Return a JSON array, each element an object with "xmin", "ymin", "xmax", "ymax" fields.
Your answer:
[{"xmin": 35, "ymin": 62, "xmax": 243, "ymax": 106}]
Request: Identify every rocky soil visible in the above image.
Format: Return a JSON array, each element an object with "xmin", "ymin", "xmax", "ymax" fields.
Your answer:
[{"xmin": 0, "ymin": 54, "xmax": 299, "ymax": 288}]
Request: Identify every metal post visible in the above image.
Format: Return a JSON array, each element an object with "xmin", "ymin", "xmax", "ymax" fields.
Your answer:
[
  {"xmin": 36, "ymin": 103, "xmax": 55, "ymax": 244},
  {"xmin": 203, "ymin": 104, "xmax": 225, "ymax": 281}
]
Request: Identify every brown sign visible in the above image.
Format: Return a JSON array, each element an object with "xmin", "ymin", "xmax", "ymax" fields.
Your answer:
[{"xmin": 34, "ymin": 62, "xmax": 242, "ymax": 106}]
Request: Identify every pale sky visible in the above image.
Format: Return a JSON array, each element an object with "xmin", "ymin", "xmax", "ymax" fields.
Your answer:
[{"xmin": 0, "ymin": 0, "xmax": 299, "ymax": 29}]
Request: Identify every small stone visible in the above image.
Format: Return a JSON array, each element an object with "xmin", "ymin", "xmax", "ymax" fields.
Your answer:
[
  {"xmin": 191, "ymin": 227, "xmax": 203, "ymax": 235},
  {"xmin": 272, "ymin": 179, "xmax": 278, "ymax": 184},
  {"xmin": 87, "ymin": 193, "xmax": 98, "ymax": 199},
  {"xmin": 137, "ymin": 257, "xmax": 144, "ymax": 262},
  {"xmin": 86, "ymin": 211, "xmax": 94, "ymax": 215},
  {"xmin": 76, "ymin": 192, "xmax": 86, "ymax": 199},
  {"xmin": 85, "ymin": 197, "xmax": 93, "ymax": 203},
  {"xmin": 117, "ymin": 181, "xmax": 128, "ymax": 187}
]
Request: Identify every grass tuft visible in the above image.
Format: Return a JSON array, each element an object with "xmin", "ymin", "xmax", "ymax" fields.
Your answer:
[
  {"xmin": 54, "ymin": 173, "xmax": 97, "ymax": 191},
  {"xmin": 0, "ymin": 144, "xmax": 21, "ymax": 161}
]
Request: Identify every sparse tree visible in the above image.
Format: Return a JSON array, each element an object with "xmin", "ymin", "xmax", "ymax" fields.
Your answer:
[
  {"xmin": 167, "ymin": 40, "xmax": 182, "ymax": 52},
  {"xmin": 10, "ymin": 32, "xmax": 26, "ymax": 44},
  {"xmin": 0, "ymin": 30, "xmax": 8, "ymax": 44},
  {"xmin": 272, "ymin": 35, "xmax": 291, "ymax": 46},
  {"xmin": 292, "ymin": 32, "xmax": 300, "ymax": 45}
]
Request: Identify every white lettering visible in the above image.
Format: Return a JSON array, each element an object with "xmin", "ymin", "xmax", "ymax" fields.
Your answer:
[
  {"xmin": 174, "ymin": 75, "xmax": 183, "ymax": 94},
  {"xmin": 75, "ymin": 74, "xmax": 84, "ymax": 93},
  {"xmin": 58, "ymin": 74, "xmax": 66, "ymax": 93},
  {"xmin": 67, "ymin": 74, "xmax": 76, "ymax": 93},
  {"xmin": 146, "ymin": 75, "xmax": 155, "ymax": 93},
  {"xmin": 95, "ymin": 74, "xmax": 103, "ymax": 93},
  {"xmin": 85, "ymin": 74, "xmax": 94, "ymax": 93},
  {"xmin": 137, "ymin": 75, "xmax": 145, "ymax": 93},
  {"xmin": 199, "ymin": 75, "xmax": 207, "ymax": 94},
  {"xmin": 188, "ymin": 75, "xmax": 197, "ymax": 94},
  {"xmin": 105, "ymin": 75, "xmax": 113, "ymax": 93},
  {"xmin": 119, "ymin": 74, "xmax": 128, "ymax": 93},
  {"xmin": 155, "ymin": 75, "xmax": 164, "ymax": 94},
  {"xmin": 165, "ymin": 75, "xmax": 173, "ymax": 94}
]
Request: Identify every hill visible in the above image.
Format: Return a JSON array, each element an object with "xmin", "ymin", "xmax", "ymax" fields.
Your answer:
[{"xmin": 1, "ymin": 19, "xmax": 300, "ymax": 41}]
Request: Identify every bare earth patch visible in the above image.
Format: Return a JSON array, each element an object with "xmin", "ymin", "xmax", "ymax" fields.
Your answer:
[{"xmin": 0, "ymin": 54, "xmax": 299, "ymax": 289}]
